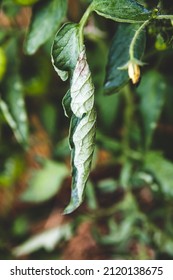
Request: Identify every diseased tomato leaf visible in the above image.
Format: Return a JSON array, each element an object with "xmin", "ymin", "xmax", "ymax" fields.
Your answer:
[{"xmin": 51, "ymin": 23, "xmax": 80, "ymax": 81}]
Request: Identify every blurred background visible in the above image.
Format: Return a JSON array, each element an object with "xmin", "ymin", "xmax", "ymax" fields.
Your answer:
[{"xmin": 1, "ymin": 0, "xmax": 173, "ymax": 260}]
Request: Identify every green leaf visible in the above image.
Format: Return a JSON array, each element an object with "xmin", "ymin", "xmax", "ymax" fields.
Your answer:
[
  {"xmin": 0, "ymin": 39, "xmax": 28, "ymax": 146},
  {"xmin": 24, "ymin": 0, "xmax": 67, "ymax": 55},
  {"xmin": 92, "ymin": 0, "xmax": 151, "ymax": 23},
  {"xmin": 0, "ymin": 76, "xmax": 28, "ymax": 145},
  {"xmin": 154, "ymin": 230, "xmax": 173, "ymax": 257},
  {"xmin": 144, "ymin": 152, "xmax": 173, "ymax": 198},
  {"xmin": 104, "ymin": 23, "xmax": 146, "ymax": 94},
  {"xmin": 0, "ymin": 156, "xmax": 24, "ymax": 187},
  {"xmin": 136, "ymin": 70, "xmax": 166, "ymax": 148},
  {"xmin": 64, "ymin": 49, "xmax": 96, "ymax": 214},
  {"xmin": 13, "ymin": 224, "xmax": 72, "ymax": 256},
  {"xmin": 21, "ymin": 159, "xmax": 69, "ymax": 203},
  {"xmin": 51, "ymin": 22, "xmax": 80, "ymax": 81}
]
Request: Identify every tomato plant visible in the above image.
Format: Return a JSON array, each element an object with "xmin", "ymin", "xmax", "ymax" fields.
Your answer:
[{"xmin": 1, "ymin": 0, "xmax": 173, "ymax": 260}]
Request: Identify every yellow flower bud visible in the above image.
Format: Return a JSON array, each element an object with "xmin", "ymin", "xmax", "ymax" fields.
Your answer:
[{"xmin": 128, "ymin": 61, "xmax": 140, "ymax": 84}]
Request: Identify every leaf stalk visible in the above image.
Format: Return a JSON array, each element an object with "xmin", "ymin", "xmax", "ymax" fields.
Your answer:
[
  {"xmin": 79, "ymin": 4, "xmax": 93, "ymax": 50},
  {"xmin": 129, "ymin": 20, "xmax": 150, "ymax": 60}
]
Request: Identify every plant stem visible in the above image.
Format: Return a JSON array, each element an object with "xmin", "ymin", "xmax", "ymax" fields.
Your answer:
[
  {"xmin": 129, "ymin": 20, "xmax": 150, "ymax": 60},
  {"xmin": 79, "ymin": 4, "xmax": 93, "ymax": 50},
  {"xmin": 156, "ymin": 15, "xmax": 173, "ymax": 20},
  {"xmin": 122, "ymin": 85, "xmax": 135, "ymax": 153}
]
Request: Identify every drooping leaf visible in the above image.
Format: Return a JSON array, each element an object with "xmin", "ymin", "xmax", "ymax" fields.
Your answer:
[
  {"xmin": 51, "ymin": 22, "xmax": 80, "ymax": 81},
  {"xmin": 52, "ymin": 24, "xmax": 96, "ymax": 213},
  {"xmin": 13, "ymin": 224, "xmax": 72, "ymax": 256},
  {"xmin": 136, "ymin": 70, "xmax": 166, "ymax": 148},
  {"xmin": 70, "ymin": 49, "xmax": 95, "ymax": 118},
  {"xmin": 21, "ymin": 159, "xmax": 69, "ymax": 203},
  {"xmin": 92, "ymin": 0, "xmax": 151, "ymax": 23},
  {"xmin": 64, "ymin": 49, "xmax": 96, "ymax": 214},
  {"xmin": 104, "ymin": 23, "xmax": 146, "ymax": 94},
  {"xmin": 0, "ymin": 39, "xmax": 28, "ymax": 146},
  {"xmin": 24, "ymin": 0, "xmax": 67, "ymax": 55},
  {"xmin": 65, "ymin": 111, "xmax": 96, "ymax": 214}
]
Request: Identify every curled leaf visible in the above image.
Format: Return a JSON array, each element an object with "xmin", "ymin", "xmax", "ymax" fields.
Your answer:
[
  {"xmin": 51, "ymin": 23, "xmax": 80, "ymax": 81},
  {"xmin": 65, "ymin": 110, "xmax": 96, "ymax": 214},
  {"xmin": 70, "ymin": 50, "xmax": 95, "ymax": 118},
  {"xmin": 64, "ymin": 49, "xmax": 96, "ymax": 214},
  {"xmin": 52, "ymin": 24, "xmax": 96, "ymax": 213}
]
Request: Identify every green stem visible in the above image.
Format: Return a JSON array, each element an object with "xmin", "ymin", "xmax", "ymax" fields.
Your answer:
[
  {"xmin": 156, "ymin": 14, "xmax": 173, "ymax": 20},
  {"xmin": 122, "ymin": 85, "xmax": 135, "ymax": 153},
  {"xmin": 129, "ymin": 20, "xmax": 150, "ymax": 60},
  {"xmin": 79, "ymin": 4, "xmax": 93, "ymax": 50}
]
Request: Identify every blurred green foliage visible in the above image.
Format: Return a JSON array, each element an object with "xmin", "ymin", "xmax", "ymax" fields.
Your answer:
[{"xmin": 0, "ymin": 0, "xmax": 173, "ymax": 260}]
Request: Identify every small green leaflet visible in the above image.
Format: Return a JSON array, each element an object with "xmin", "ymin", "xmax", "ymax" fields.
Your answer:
[
  {"xmin": 92, "ymin": 0, "xmax": 151, "ymax": 23},
  {"xmin": 144, "ymin": 152, "xmax": 173, "ymax": 198},
  {"xmin": 0, "ymin": 156, "xmax": 24, "ymax": 187},
  {"xmin": 64, "ymin": 49, "xmax": 96, "ymax": 214},
  {"xmin": 51, "ymin": 23, "xmax": 80, "ymax": 81},
  {"xmin": 24, "ymin": 0, "xmax": 67, "ymax": 55},
  {"xmin": 104, "ymin": 23, "xmax": 146, "ymax": 94}
]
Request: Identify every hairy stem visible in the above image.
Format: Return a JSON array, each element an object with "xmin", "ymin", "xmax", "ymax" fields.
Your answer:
[
  {"xmin": 79, "ymin": 4, "xmax": 93, "ymax": 50},
  {"xmin": 129, "ymin": 20, "xmax": 150, "ymax": 60}
]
